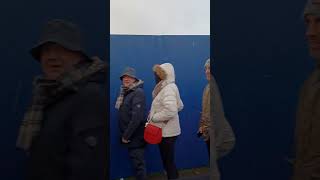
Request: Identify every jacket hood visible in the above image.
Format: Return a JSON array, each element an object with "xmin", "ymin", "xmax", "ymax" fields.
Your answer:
[{"xmin": 153, "ymin": 63, "xmax": 175, "ymax": 83}]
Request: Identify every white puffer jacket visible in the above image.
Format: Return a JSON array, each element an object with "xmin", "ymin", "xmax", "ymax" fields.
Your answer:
[{"xmin": 149, "ymin": 63, "xmax": 184, "ymax": 137}]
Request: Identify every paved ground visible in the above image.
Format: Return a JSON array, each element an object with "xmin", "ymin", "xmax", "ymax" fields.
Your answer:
[
  {"xmin": 178, "ymin": 175, "xmax": 209, "ymax": 180},
  {"xmin": 123, "ymin": 167, "xmax": 209, "ymax": 180}
]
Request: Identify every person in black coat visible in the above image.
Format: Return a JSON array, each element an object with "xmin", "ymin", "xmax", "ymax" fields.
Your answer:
[
  {"xmin": 115, "ymin": 67, "xmax": 147, "ymax": 180},
  {"xmin": 16, "ymin": 19, "xmax": 108, "ymax": 180}
]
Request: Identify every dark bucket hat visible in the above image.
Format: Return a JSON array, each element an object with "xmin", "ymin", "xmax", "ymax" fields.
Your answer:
[
  {"xmin": 303, "ymin": 0, "xmax": 320, "ymax": 18},
  {"xmin": 30, "ymin": 19, "xmax": 88, "ymax": 61},
  {"xmin": 120, "ymin": 67, "xmax": 139, "ymax": 81}
]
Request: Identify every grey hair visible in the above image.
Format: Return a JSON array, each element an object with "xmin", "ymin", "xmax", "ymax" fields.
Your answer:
[{"xmin": 204, "ymin": 58, "xmax": 210, "ymax": 68}]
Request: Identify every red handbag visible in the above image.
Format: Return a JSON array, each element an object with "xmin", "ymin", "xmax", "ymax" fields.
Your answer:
[{"xmin": 144, "ymin": 122, "xmax": 162, "ymax": 144}]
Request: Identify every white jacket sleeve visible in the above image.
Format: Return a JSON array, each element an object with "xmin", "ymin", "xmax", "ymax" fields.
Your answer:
[
  {"xmin": 152, "ymin": 87, "xmax": 178, "ymax": 122},
  {"xmin": 177, "ymin": 93, "xmax": 184, "ymax": 112}
]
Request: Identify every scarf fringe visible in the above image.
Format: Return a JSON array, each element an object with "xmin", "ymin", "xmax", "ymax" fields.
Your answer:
[{"xmin": 115, "ymin": 80, "xmax": 143, "ymax": 109}]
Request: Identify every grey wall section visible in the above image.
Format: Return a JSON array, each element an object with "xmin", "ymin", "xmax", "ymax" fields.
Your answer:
[
  {"xmin": 0, "ymin": 1, "xmax": 107, "ymax": 179},
  {"xmin": 110, "ymin": 35, "xmax": 210, "ymax": 179}
]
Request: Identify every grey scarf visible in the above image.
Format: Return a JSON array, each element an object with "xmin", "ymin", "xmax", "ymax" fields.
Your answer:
[
  {"xmin": 115, "ymin": 80, "xmax": 144, "ymax": 109},
  {"xmin": 16, "ymin": 58, "xmax": 107, "ymax": 152}
]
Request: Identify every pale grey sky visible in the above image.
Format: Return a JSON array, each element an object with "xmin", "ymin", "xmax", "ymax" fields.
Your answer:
[{"xmin": 110, "ymin": 0, "xmax": 210, "ymax": 35}]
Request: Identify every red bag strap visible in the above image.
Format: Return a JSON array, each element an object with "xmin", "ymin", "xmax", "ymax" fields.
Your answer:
[{"xmin": 146, "ymin": 112, "xmax": 167, "ymax": 129}]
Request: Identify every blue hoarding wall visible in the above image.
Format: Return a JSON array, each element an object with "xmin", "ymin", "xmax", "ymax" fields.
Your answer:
[
  {"xmin": 213, "ymin": 0, "xmax": 314, "ymax": 179},
  {"xmin": 110, "ymin": 35, "xmax": 210, "ymax": 179},
  {"xmin": 111, "ymin": 17, "xmax": 315, "ymax": 180}
]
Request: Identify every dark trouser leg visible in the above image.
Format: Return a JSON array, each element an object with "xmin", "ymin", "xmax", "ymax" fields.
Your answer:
[
  {"xmin": 128, "ymin": 148, "xmax": 147, "ymax": 180},
  {"xmin": 159, "ymin": 136, "xmax": 179, "ymax": 180},
  {"xmin": 211, "ymin": 159, "xmax": 221, "ymax": 180},
  {"xmin": 206, "ymin": 139, "xmax": 210, "ymax": 159}
]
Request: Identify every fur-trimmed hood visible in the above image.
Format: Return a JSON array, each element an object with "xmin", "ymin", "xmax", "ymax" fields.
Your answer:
[{"xmin": 153, "ymin": 63, "xmax": 175, "ymax": 83}]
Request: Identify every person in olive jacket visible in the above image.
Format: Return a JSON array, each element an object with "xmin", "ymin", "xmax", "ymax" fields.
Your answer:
[{"xmin": 292, "ymin": 1, "xmax": 320, "ymax": 179}]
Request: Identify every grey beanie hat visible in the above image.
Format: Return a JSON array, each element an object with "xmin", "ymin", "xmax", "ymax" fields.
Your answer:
[
  {"xmin": 120, "ymin": 67, "xmax": 139, "ymax": 80},
  {"xmin": 304, "ymin": 0, "xmax": 320, "ymax": 17},
  {"xmin": 30, "ymin": 19, "xmax": 88, "ymax": 61}
]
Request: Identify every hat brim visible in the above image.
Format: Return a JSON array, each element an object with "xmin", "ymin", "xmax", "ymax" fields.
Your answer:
[
  {"xmin": 30, "ymin": 39, "xmax": 89, "ymax": 61},
  {"xmin": 120, "ymin": 74, "xmax": 139, "ymax": 81}
]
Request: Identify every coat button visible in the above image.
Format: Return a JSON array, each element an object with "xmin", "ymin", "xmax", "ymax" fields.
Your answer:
[{"xmin": 84, "ymin": 136, "xmax": 97, "ymax": 147}]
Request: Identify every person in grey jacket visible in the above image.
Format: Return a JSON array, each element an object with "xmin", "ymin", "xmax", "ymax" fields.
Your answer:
[{"xmin": 115, "ymin": 67, "xmax": 147, "ymax": 180}]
